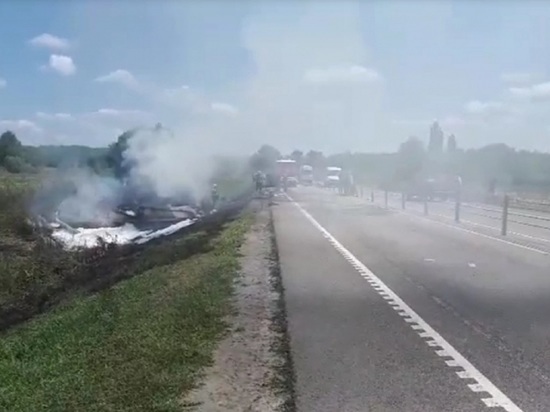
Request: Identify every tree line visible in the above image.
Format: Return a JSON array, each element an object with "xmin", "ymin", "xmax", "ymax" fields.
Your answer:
[
  {"xmin": 0, "ymin": 130, "xmax": 108, "ymax": 173},
  {"xmin": 5, "ymin": 125, "xmax": 550, "ymax": 196},
  {"xmin": 249, "ymin": 137, "xmax": 550, "ymax": 196}
]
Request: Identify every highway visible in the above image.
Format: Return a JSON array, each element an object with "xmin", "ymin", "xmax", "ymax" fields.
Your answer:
[{"xmin": 273, "ymin": 186, "xmax": 550, "ymax": 412}]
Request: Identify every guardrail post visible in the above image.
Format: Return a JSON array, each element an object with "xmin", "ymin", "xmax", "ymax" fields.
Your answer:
[
  {"xmin": 501, "ymin": 194, "xmax": 509, "ymax": 235},
  {"xmin": 455, "ymin": 189, "xmax": 461, "ymax": 223},
  {"xmin": 401, "ymin": 192, "xmax": 406, "ymax": 209},
  {"xmin": 423, "ymin": 194, "xmax": 428, "ymax": 215}
]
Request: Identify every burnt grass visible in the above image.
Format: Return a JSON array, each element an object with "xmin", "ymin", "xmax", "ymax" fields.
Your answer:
[{"xmin": 0, "ymin": 185, "xmax": 252, "ymax": 333}]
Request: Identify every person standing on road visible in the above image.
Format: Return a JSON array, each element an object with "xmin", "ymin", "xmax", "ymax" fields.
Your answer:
[
  {"xmin": 281, "ymin": 175, "xmax": 288, "ymax": 192},
  {"xmin": 253, "ymin": 171, "xmax": 264, "ymax": 193},
  {"xmin": 211, "ymin": 183, "xmax": 219, "ymax": 208}
]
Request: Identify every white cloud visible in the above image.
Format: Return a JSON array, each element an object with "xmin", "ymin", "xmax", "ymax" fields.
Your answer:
[
  {"xmin": 25, "ymin": 108, "xmax": 153, "ymax": 146},
  {"xmin": 95, "ymin": 69, "xmax": 138, "ymax": 89},
  {"xmin": 304, "ymin": 65, "xmax": 381, "ymax": 84},
  {"xmin": 85, "ymin": 108, "xmax": 151, "ymax": 125},
  {"xmin": 509, "ymin": 81, "xmax": 550, "ymax": 101},
  {"xmin": 464, "ymin": 100, "xmax": 507, "ymax": 115},
  {"xmin": 500, "ymin": 72, "xmax": 534, "ymax": 85},
  {"xmin": 45, "ymin": 55, "xmax": 77, "ymax": 76},
  {"xmin": 157, "ymin": 85, "xmax": 194, "ymax": 107},
  {"xmin": 210, "ymin": 102, "xmax": 239, "ymax": 116},
  {"xmin": 0, "ymin": 119, "xmax": 43, "ymax": 134},
  {"xmin": 36, "ymin": 112, "xmax": 73, "ymax": 120},
  {"xmin": 0, "ymin": 78, "xmax": 6, "ymax": 89},
  {"xmin": 94, "ymin": 108, "xmax": 139, "ymax": 116},
  {"xmin": 29, "ymin": 33, "xmax": 71, "ymax": 51}
]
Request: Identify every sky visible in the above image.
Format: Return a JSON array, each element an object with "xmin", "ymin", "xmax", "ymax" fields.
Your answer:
[{"xmin": 2, "ymin": 0, "xmax": 550, "ymax": 153}]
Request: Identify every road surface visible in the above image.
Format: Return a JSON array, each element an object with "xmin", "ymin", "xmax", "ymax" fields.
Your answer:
[{"xmin": 273, "ymin": 186, "xmax": 550, "ymax": 411}]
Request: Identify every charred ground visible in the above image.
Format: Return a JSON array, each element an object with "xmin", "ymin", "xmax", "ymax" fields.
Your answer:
[{"xmin": 0, "ymin": 176, "xmax": 253, "ymax": 333}]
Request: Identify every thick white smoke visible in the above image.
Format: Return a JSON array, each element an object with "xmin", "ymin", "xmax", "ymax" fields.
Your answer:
[
  {"xmin": 51, "ymin": 169, "xmax": 123, "ymax": 225},
  {"xmin": 48, "ymin": 2, "xmax": 396, "ymax": 213},
  {"xmin": 122, "ymin": 127, "xmax": 215, "ymax": 203}
]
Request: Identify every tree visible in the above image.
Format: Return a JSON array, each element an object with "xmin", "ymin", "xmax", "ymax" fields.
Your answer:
[
  {"xmin": 395, "ymin": 136, "xmax": 426, "ymax": 183},
  {"xmin": 0, "ymin": 130, "xmax": 22, "ymax": 163},
  {"xmin": 447, "ymin": 134, "xmax": 457, "ymax": 152},
  {"xmin": 249, "ymin": 144, "xmax": 281, "ymax": 172},
  {"xmin": 3, "ymin": 155, "xmax": 26, "ymax": 173},
  {"xmin": 290, "ymin": 150, "xmax": 303, "ymax": 164},
  {"xmin": 304, "ymin": 150, "xmax": 325, "ymax": 168},
  {"xmin": 428, "ymin": 121, "xmax": 444, "ymax": 153}
]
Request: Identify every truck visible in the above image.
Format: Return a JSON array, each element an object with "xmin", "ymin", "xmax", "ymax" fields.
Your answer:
[
  {"xmin": 325, "ymin": 166, "xmax": 342, "ymax": 188},
  {"xmin": 300, "ymin": 164, "xmax": 314, "ymax": 185},
  {"xmin": 275, "ymin": 159, "xmax": 299, "ymax": 188}
]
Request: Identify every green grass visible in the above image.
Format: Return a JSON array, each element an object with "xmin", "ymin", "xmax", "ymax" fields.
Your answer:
[
  {"xmin": 0, "ymin": 170, "xmax": 251, "ymax": 332},
  {"xmin": 0, "ymin": 214, "xmax": 252, "ymax": 412},
  {"xmin": 0, "ymin": 170, "xmax": 43, "ymax": 190}
]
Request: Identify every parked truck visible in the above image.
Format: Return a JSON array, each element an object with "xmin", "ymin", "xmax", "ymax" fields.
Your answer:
[
  {"xmin": 276, "ymin": 159, "xmax": 299, "ymax": 189},
  {"xmin": 325, "ymin": 166, "xmax": 342, "ymax": 188},
  {"xmin": 300, "ymin": 164, "xmax": 314, "ymax": 185}
]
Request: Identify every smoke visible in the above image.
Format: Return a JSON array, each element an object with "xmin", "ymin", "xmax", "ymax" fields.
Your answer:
[
  {"xmin": 122, "ymin": 127, "xmax": 213, "ymax": 204},
  {"xmin": 32, "ymin": 2, "xmax": 395, "ymax": 226},
  {"xmin": 32, "ymin": 168, "xmax": 123, "ymax": 226},
  {"xmin": 57, "ymin": 171, "xmax": 122, "ymax": 226}
]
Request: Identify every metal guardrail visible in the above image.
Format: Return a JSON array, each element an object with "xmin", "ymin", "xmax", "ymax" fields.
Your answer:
[{"xmin": 365, "ymin": 186, "xmax": 550, "ymax": 237}]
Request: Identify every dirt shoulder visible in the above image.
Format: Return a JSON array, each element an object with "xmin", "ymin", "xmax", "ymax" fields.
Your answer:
[{"xmin": 184, "ymin": 201, "xmax": 295, "ymax": 411}]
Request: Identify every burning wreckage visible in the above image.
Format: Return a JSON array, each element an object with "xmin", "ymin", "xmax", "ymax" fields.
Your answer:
[
  {"xmin": 33, "ymin": 127, "xmax": 219, "ymax": 249},
  {"xmin": 34, "ymin": 180, "xmax": 204, "ymax": 250}
]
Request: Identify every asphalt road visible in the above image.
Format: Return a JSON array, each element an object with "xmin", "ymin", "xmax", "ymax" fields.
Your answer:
[{"xmin": 273, "ymin": 186, "xmax": 550, "ymax": 412}]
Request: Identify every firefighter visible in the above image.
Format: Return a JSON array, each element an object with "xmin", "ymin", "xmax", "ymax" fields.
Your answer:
[
  {"xmin": 253, "ymin": 171, "xmax": 263, "ymax": 193},
  {"xmin": 281, "ymin": 175, "xmax": 288, "ymax": 192},
  {"xmin": 211, "ymin": 183, "xmax": 219, "ymax": 207}
]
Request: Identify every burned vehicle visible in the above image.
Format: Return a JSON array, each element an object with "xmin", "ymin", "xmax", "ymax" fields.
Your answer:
[{"xmin": 32, "ymin": 125, "xmax": 205, "ymax": 247}]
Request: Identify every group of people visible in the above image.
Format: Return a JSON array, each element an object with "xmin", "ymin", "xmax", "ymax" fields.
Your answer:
[
  {"xmin": 253, "ymin": 170, "xmax": 267, "ymax": 193},
  {"xmin": 252, "ymin": 170, "xmax": 292, "ymax": 193}
]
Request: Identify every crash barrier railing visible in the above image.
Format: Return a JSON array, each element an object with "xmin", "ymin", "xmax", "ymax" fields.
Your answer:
[{"xmin": 367, "ymin": 188, "xmax": 550, "ymax": 237}]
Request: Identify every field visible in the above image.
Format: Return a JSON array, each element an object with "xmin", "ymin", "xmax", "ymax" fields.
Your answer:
[
  {"xmin": 0, "ymin": 170, "xmax": 255, "ymax": 410},
  {"xmin": 0, "ymin": 171, "xmax": 252, "ymax": 330},
  {"xmin": 0, "ymin": 215, "xmax": 252, "ymax": 411}
]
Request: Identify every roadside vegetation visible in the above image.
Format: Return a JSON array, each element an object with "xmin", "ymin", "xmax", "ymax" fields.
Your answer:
[
  {"xmin": 0, "ymin": 127, "xmax": 277, "ymax": 410},
  {"xmin": 0, "ymin": 170, "xmax": 251, "ymax": 331},
  {"xmin": 0, "ymin": 215, "xmax": 252, "ymax": 412}
]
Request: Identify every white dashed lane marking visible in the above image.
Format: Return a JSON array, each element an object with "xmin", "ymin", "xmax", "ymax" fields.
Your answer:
[{"xmin": 287, "ymin": 194, "xmax": 523, "ymax": 412}]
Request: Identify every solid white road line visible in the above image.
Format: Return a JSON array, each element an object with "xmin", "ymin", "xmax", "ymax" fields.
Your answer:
[{"xmin": 287, "ymin": 194, "xmax": 524, "ymax": 412}]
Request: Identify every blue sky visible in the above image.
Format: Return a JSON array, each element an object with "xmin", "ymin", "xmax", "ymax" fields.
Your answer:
[{"xmin": 1, "ymin": 0, "xmax": 550, "ymax": 152}]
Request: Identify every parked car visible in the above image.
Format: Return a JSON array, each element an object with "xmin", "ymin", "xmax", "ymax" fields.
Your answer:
[{"xmin": 287, "ymin": 176, "xmax": 299, "ymax": 187}]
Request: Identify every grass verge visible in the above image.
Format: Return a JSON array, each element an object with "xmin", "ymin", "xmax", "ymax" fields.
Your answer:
[{"xmin": 0, "ymin": 214, "xmax": 252, "ymax": 412}]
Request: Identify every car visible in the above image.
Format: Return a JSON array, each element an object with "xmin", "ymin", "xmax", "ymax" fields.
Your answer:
[{"xmin": 287, "ymin": 176, "xmax": 299, "ymax": 187}]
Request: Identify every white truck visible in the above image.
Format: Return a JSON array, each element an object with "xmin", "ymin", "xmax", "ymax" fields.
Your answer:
[
  {"xmin": 325, "ymin": 166, "xmax": 342, "ymax": 188},
  {"xmin": 300, "ymin": 164, "xmax": 314, "ymax": 185}
]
